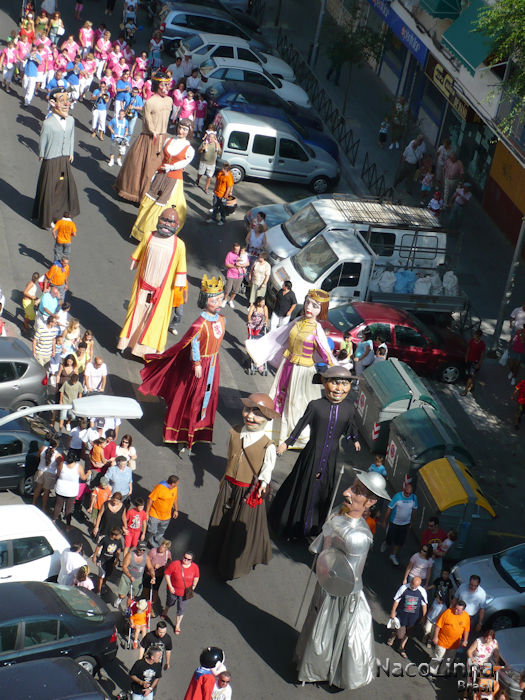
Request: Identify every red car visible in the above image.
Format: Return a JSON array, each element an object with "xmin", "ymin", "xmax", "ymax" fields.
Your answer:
[{"xmin": 323, "ymin": 301, "xmax": 468, "ymax": 383}]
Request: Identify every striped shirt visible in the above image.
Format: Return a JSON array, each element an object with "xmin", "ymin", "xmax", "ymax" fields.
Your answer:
[{"xmin": 34, "ymin": 326, "xmax": 56, "ymax": 361}]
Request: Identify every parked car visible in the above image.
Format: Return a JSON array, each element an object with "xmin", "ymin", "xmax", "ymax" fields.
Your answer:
[
  {"xmin": 0, "ymin": 582, "xmax": 118, "ymax": 674},
  {"xmin": 450, "ymin": 543, "xmax": 525, "ymax": 629},
  {"xmin": 199, "ymin": 57, "xmax": 311, "ymax": 108},
  {"xmin": 323, "ymin": 301, "xmax": 467, "ymax": 383},
  {"xmin": 204, "ymin": 81, "xmax": 323, "ymax": 131},
  {"xmin": 243, "ymin": 194, "xmax": 335, "ymax": 232},
  {"xmin": 0, "ymin": 657, "xmax": 110, "ymax": 699},
  {"xmin": 0, "ymin": 337, "xmax": 48, "ymax": 412},
  {"xmin": 173, "ymin": 33, "xmax": 295, "ymax": 81},
  {"xmin": 161, "ymin": 4, "xmax": 268, "ymax": 54},
  {"xmin": 0, "ymin": 505, "xmax": 70, "ymax": 582},
  {"xmin": 165, "ymin": 0, "xmax": 260, "ymax": 33},
  {"xmin": 495, "ymin": 627, "xmax": 525, "ymax": 699},
  {"xmin": 0, "ymin": 408, "xmax": 59, "ymax": 495}
]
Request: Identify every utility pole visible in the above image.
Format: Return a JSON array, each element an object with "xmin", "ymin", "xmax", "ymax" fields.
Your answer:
[
  {"xmin": 310, "ymin": 0, "xmax": 327, "ymax": 67},
  {"xmin": 491, "ymin": 216, "xmax": 525, "ymax": 353}
]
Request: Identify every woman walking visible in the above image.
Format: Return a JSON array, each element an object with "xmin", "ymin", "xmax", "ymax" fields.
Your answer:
[
  {"xmin": 162, "ymin": 552, "xmax": 199, "ymax": 635},
  {"xmin": 33, "ymin": 439, "xmax": 63, "ymax": 512},
  {"xmin": 93, "ymin": 492, "xmax": 127, "ymax": 540},
  {"xmin": 143, "ymin": 539, "xmax": 172, "ymax": 611},
  {"xmin": 22, "ymin": 272, "xmax": 40, "ymax": 333},
  {"xmin": 53, "ymin": 453, "xmax": 90, "ymax": 528}
]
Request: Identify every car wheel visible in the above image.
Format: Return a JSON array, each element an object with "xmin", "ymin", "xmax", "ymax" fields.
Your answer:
[
  {"xmin": 487, "ymin": 611, "xmax": 518, "ymax": 631},
  {"xmin": 230, "ymin": 165, "xmax": 245, "ymax": 184},
  {"xmin": 18, "ymin": 474, "xmax": 35, "ymax": 497},
  {"xmin": 311, "ymin": 176, "xmax": 329, "ymax": 194},
  {"xmin": 75, "ymin": 655, "xmax": 97, "ymax": 675},
  {"xmin": 439, "ymin": 363, "xmax": 461, "ymax": 384},
  {"xmin": 13, "ymin": 400, "xmax": 36, "ymax": 412}
]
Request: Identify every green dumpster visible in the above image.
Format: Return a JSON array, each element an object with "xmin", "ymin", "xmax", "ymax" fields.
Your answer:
[
  {"xmin": 385, "ymin": 406, "xmax": 473, "ymax": 493},
  {"xmin": 354, "ymin": 358, "xmax": 439, "ymax": 453}
]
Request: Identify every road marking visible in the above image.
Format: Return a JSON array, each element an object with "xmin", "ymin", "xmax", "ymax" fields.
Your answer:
[{"xmin": 487, "ymin": 531, "xmax": 525, "ymax": 540}]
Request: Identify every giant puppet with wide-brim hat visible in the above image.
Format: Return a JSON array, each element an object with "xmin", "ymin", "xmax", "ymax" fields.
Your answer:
[
  {"xmin": 139, "ymin": 275, "xmax": 226, "ymax": 450},
  {"xmin": 32, "ymin": 86, "xmax": 80, "ymax": 230},
  {"xmin": 246, "ymin": 288, "xmax": 336, "ymax": 448},
  {"xmin": 114, "ymin": 69, "xmax": 173, "ymax": 203}
]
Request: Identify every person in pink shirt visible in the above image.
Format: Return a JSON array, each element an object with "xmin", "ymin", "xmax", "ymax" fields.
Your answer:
[
  {"xmin": 94, "ymin": 23, "xmax": 107, "ymax": 42},
  {"xmin": 123, "ymin": 44, "xmax": 135, "ymax": 63},
  {"xmin": 194, "ymin": 92, "xmax": 207, "ymax": 137},
  {"xmin": 0, "ymin": 39, "xmax": 17, "ymax": 92},
  {"xmin": 61, "ymin": 36, "xmax": 80, "ymax": 62},
  {"xmin": 132, "ymin": 51, "xmax": 149, "ymax": 80},
  {"xmin": 179, "ymin": 89, "xmax": 196, "ymax": 121},
  {"xmin": 443, "ymin": 151, "xmax": 465, "ymax": 207},
  {"xmin": 80, "ymin": 52, "xmax": 97, "ymax": 98},
  {"xmin": 15, "ymin": 35, "xmax": 31, "ymax": 77},
  {"xmin": 112, "ymin": 56, "xmax": 129, "ymax": 81},
  {"xmin": 79, "ymin": 21, "xmax": 94, "ymax": 58},
  {"xmin": 142, "ymin": 78, "xmax": 153, "ymax": 100},
  {"xmin": 107, "ymin": 44, "xmax": 122, "ymax": 71},
  {"xmin": 101, "ymin": 67, "xmax": 116, "ymax": 99},
  {"xmin": 170, "ymin": 80, "xmax": 186, "ymax": 123},
  {"xmin": 35, "ymin": 43, "xmax": 49, "ymax": 91},
  {"xmin": 35, "ymin": 31, "xmax": 52, "ymax": 49},
  {"xmin": 95, "ymin": 30, "xmax": 111, "ymax": 80},
  {"xmin": 132, "ymin": 76, "xmax": 144, "ymax": 92},
  {"xmin": 55, "ymin": 49, "xmax": 69, "ymax": 73}
]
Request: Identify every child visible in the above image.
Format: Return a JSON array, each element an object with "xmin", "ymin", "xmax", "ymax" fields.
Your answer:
[
  {"xmin": 237, "ymin": 244, "xmax": 249, "ymax": 273},
  {"xmin": 74, "ymin": 565, "xmax": 94, "ymax": 590},
  {"xmin": 375, "ymin": 346, "xmax": 387, "ymax": 361},
  {"xmin": 376, "ymin": 334, "xmax": 388, "ymax": 359},
  {"xmin": 63, "ymin": 317, "xmax": 81, "ymax": 353},
  {"xmin": 419, "ymin": 166, "xmax": 434, "ymax": 206},
  {"xmin": 364, "ymin": 505, "xmax": 379, "ymax": 535},
  {"xmin": 122, "ymin": 497, "xmax": 148, "ymax": 559},
  {"xmin": 55, "ymin": 302, "xmax": 70, "ymax": 338},
  {"xmin": 48, "ymin": 336, "xmax": 64, "ymax": 387},
  {"xmin": 423, "ymin": 569, "xmax": 453, "ymax": 647},
  {"xmin": 92, "ymin": 526, "xmax": 123, "ymax": 595},
  {"xmin": 90, "ymin": 437, "xmax": 108, "ymax": 473},
  {"xmin": 129, "ymin": 598, "xmax": 149, "ymax": 649},
  {"xmin": 378, "ymin": 115, "xmax": 389, "ymax": 149},
  {"xmin": 169, "ymin": 281, "xmax": 188, "ymax": 336},
  {"xmin": 87, "ymin": 475, "xmax": 112, "ymax": 523},
  {"xmin": 107, "ymin": 108, "xmax": 129, "ymax": 167},
  {"xmin": 427, "ymin": 189, "xmax": 443, "ymax": 219},
  {"xmin": 194, "ymin": 91, "xmax": 207, "ymax": 137},
  {"xmin": 336, "ymin": 348, "xmax": 353, "ymax": 371},
  {"xmin": 342, "ymin": 330, "xmax": 354, "ymax": 359},
  {"xmin": 91, "ymin": 81, "xmax": 110, "ymax": 140},
  {"xmin": 179, "ymin": 89, "xmax": 196, "ymax": 121},
  {"xmin": 368, "ymin": 454, "xmax": 387, "ymax": 477}
]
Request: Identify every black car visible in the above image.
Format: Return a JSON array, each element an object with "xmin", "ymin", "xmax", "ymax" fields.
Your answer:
[
  {"xmin": 204, "ymin": 80, "xmax": 323, "ymax": 131},
  {"xmin": 0, "ymin": 409, "xmax": 60, "ymax": 496},
  {"xmin": 0, "ymin": 657, "xmax": 109, "ymax": 699},
  {"xmin": 0, "ymin": 582, "xmax": 118, "ymax": 674}
]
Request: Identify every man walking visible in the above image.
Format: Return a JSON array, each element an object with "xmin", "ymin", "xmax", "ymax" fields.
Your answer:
[
  {"xmin": 207, "ymin": 163, "xmax": 234, "ymax": 226},
  {"xmin": 146, "ymin": 475, "xmax": 179, "ymax": 548},
  {"xmin": 129, "ymin": 646, "xmax": 163, "ymax": 700},
  {"xmin": 442, "ymin": 151, "xmax": 464, "ymax": 207},
  {"xmin": 451, "ymin": 574, "xmax": 486, "ymax": 634},
  {"xmin": 84, "ymin": 356, "xmax": 108, "ymax": 393},
  {"xmin": 221, "ymin": 243, "xmax": 247, "ymax": 310},
  {"xmin": 431, "ymin": 600, "xmax": 470, "ymax": 675},
  {"xmin": 33, "ymin": 315, "xmax": 57, "ymax": 366},
  {"xmin": 196, "ymin": 127, "xmax": 221, "ymax": 194},
  {"xmin": 45, "ymin": 257, "xmax": 70, "ymax": 301},
  {"xmin": 249, "ymin": 252, "xmax": 271, "ymax": 304},
  {"xmin": 270, "ymin": 281, "xmax": 297, "ymax": 330},
  {"xmin": 387, "ymin": 576, "xmax": 427, "ymax": 658},
  {"xmin": 139, "ymin": 620, "xmax": 173, "ymax": 671},
  {"xmin": 393, "ymin": 135, "xmax": 425, "ymax": 194},
  {"xmin": 380, "ymin": 482, "xmax": 418, "ymax": 566}
]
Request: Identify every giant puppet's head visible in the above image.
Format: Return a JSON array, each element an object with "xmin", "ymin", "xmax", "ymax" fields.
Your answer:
[
  {"xmin": 303, "ymin": 288, "xmax": 330, "ymax": 321},
  {"xmin": 341, "ymin": 470, "xmax": 390, "ymax": 519},
  {"xmin": 49, "ymin": 86, "xmax": 72, "ymax": 119},
  {"xmin": 155, "ymin": 207, "xmax": 180, "ymax": 238},
  {"xmin": 317, "ymin": 365, "xmax": 353, "ymax": 405},
  {"xmin": 198, "ymin": 275, "xmax": 224, "ymax": 312},
  {"xmin": 199, "ymin": 646, "xmax": 226, "ymax": 675},
  {"xmin": 240, "ymin": 393, "xmax": 279, "ymax": 432},
  {"xmin": 151, "ymin": 68, "xmax": 170, "ymax": 97},
  {"xmin": 177, "ymin": 117, "xmax": 194, "ymax": 141}
]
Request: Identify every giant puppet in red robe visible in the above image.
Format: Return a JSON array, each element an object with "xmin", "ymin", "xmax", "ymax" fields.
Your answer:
[{"xmin": 184, "ymin": 647, "xmax": 226, "ymax": 700}]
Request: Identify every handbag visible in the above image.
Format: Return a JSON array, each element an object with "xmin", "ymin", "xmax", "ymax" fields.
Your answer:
[
  {"xmin": 181, "ymin": 563, "xmax": 194, "ymax": 600},
  {"xmin": 57, "ymin": 26, "xmax": 65, "ymax": 36}
]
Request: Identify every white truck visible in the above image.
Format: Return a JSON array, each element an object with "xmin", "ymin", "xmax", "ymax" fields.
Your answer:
[{"xmin": 266, "ymin": 198, "xmax": 469, "ymax": 323}]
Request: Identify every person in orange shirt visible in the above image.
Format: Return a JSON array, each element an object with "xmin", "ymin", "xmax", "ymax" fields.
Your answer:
[
  {"xmin": 207, "ymin": 162, "xmax": 233, "ymax": 226},
  {"xmin": 87, "ymin": 475, "xmax": 112, "ymax": 523},
  {"xmin": 130, "ymin": 598, "xmax": 150, "ymax": 649},
  {"xmin": 52, "ymin": 211, "xmax": 77, "ymax": 260},
  {"xmin": 146, "ymin": 475, "xmax": 179, "ymax": 547},
  {"xmin": 45, "ymin": 257, "xmax": 70, "ymax": 300},
  {"xmin": 431, "ymin": 600, "xmax": 470, "ymax": 674}
]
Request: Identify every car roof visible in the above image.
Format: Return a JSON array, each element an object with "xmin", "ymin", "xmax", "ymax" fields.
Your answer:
[
  {"xmin": 185, "ymin": 31, "xmax": 252, "ymax": 47},
  {"xmin": 311, "ymin": 198, "xmax": 442, "ymax": 229},
  {"xmin": 351, "ymin": 301, "xmax": 416, "ymax": 325},
  {"xmin": 0, "ymin": 581, "xmax": 62, "ymax": 619},
  {"xmin": 219, "ymin": 108, "xmax": 298, "ymax": 136},
  {"xmin": 208, "ymin": 56, "xmax": 265, "ymax": 72},
  {"xmin": 319, "ymin": 230, "xmax": 374, "ymax": 262},
  {"xmin": 218, "ymin": 80, "xmax": 276, "ymax": 98},
  {"xmin": 0, "ymin": 657, "xmax": 108, "ymax": 699},
  {"xmin": 0, "ymin": 505, "xmax": 66, "ymax": 539},
  {"xmin": 0, "ymin": 337, "xmax": 33, "ymax": 361},
  {"xmin": 168, "ymin": 3, "xmax": 237, "ymax": 20}
]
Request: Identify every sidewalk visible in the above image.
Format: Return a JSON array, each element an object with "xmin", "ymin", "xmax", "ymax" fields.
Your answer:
[{"xmin": 260, "ymin": 0, "xmax": 525, "ymax": 335}]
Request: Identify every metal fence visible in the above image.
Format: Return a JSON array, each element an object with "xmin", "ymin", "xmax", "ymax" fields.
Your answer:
[
  {"xmin": 360, "ymin": 152, "xmax": 393, "ymax": 199},
  {"xmin": 277, "ymin": 33, "xmax": 360, "ymax": 166}
]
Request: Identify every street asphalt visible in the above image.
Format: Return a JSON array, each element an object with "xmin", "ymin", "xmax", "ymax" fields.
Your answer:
[{"xmin": 0, "ymin": 0, "xmax": 523, "ymax": 698}]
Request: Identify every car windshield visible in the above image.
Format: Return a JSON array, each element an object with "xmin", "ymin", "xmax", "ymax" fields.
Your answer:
[
  {"xmin": 292, "ymin": 235, "xmax": 337, "ymax": 283},
  {"xmin": 287, "ymin": 115, "xmax": 307, "ymax": 139},
  {"xmin": 403, "ymin": 310, "xmax": 439, "ymax": 345},
  {"xmin": 327, "ymin": 303, "xmax": 364, "ymax": 331},
  {"xmin": 494, "ymin": 546, "xmax": 525, "ymax": 591},
  {"xmin": 289, "ymin": 197, "xmax": 315, "ymax": 214},
  {"xmin": 263, "ymin": 68, "xmax": 281, "ymax": 88},
  {"xmin": 184, "ymin": 35, "xmax": 204, "ymax": 51},
  {"xmin": 282, "ymin": 204, "xmax": 325, "ymax": 247},
  {"xmin": 22, "ymin": 414, "xmax": 56, "ymax": 441},
  {"xmin": 199, "ymin": 58, "xmax": 217, "ymax": 75},
  {"xmin": 254, "ymin": 49, "xmax": 267, "ymax": 63},
  {"xmin": 52, "ymin": 584, "xmax": 105, "ymax": 621}
]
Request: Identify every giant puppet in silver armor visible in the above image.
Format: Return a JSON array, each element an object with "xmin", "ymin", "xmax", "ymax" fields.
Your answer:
[{"xmin": 294, "ymin": 470, "xmax": 390, "ymax": 690}]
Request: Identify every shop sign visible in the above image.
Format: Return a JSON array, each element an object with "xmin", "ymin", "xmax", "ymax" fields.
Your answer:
[
  {"xmin": 368, "ymin": 0, "xmax": 429, "ymax": 66},
  {"xmin": 425, "ymin": 54, "xmax": 471, "ymax": 120}
]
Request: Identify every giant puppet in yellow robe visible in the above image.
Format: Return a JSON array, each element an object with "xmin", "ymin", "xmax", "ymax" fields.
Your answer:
[{"xmin": 117, "ymin": 207, "xmax": 187, "ymax": 358}]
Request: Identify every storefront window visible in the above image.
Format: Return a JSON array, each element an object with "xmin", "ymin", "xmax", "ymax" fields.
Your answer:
[
  {"xmin": 382, "ymin": 29, "xmax": 406, "ymax": 74},
  {"xmin": 420, "ymin": 79, "xmax": 446, "ymax": 126}
]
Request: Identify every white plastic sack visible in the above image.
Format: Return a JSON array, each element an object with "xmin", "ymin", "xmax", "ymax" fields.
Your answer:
[
  {"xmin": 427, "ymin": 270, "xmax": 443, "ymax": 295},
  {"xmin": 443, "ymin": 270, "xmax": 459, "ymax": 296},
  {"xmin": 368, "ymin": 270, "xmax": 381, "ymax": 292},
  {"xmin": 378, "ymin": 270, "xmax": 396, "ymax": 293},
  {"xmin": 499, "ymin": 349, "xmax": 509, "ymax": 366},
  {"xmin": 414, "ymin": 276, "xmax": 432, "ymax": 295},
  {"xmin": 386, "ymin": 617, "xmax": 401, "ymax": 630}
]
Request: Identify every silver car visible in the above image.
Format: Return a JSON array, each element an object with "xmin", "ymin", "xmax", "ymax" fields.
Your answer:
[
  {"xmin": 451, "ymin": 543, "xmax": 525, "ymax": 629},
  {"xmin": 0, "ymin": 338, "xmax": 48, "ymax": 412},
  {"xmin": 497, "ymin": 627, "xmax": 525, "ymax": 699}
]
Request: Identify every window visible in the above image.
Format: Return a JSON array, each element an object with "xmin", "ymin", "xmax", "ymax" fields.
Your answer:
[
  {"xmin": 399, "ymin": 234, "xmax": 439, "ymax": 262},
  {"xmin": 0, "ymin": 541, "xmax": 9, "ymax": 570},
  {"xmin": 244, "ymin": 71, "xmax": 271, "ymax": 88},
  {"xmin": 185, "ymin": 15, "xmax": 206, "ymax": 30},
  {"xmin": 292, "ymin": 235, "xmax": 338, "ymax": 283},
  {"xmin": 209, "ymin": 68, "xmax": 227, "ymax": 80},
  {"xmin": 171, "ymin": 13, "xmax": 187, "ymax": 24},
  {"xmin": 14, "ymin": 362, "xmax": 28, "ymax": 379},
  {"xmin": 282, "ymin": 204, "xmax": 325, "ymax": 247},
  {"xmin": 0, "ymin": 434, "xmax": 23, "ymax": 457},
  {"xmin": 0, "ymin": 362, "xmax": 16, "ymax": 383},
  {"xmin": 23, "ymin": 620, "xmax": 58, "ymax": 648},
  {"xmin": 321, "ymin": 262, "xmax": 361, "ymax": 292},
  {"xmin": 211, "ymin": 46, "xmax": 234, "ymax": 59},
  {"xmin": 368, "ymin": 232, "xmax": 395, "ymax": 257},
  {"xmin": 496, "ymin": 546, "xmax": 525, "ymax": 590},
  {"xmin": 227, "ymin": 130, "xmax": 249, "ymax": 151},
  {"xmin": 252, "ymin": 135, "xmax": 276, "ymax": 156},
  {"xmin": 223, "ymin": 68, "xmax": 243, "ymax": 81},
  {"xmin": 0, "ymin": 624, "xmax": 18, "ymax": 654},
  {"xmin": 13, "ymin": 536, "xmax": 53, "ymax": 566},
  {"xmin": 279, "ymin": 139, "xmax": 308, "ymax": 161},
  {"xmin": 53, "ymin": 585, "xmax": 105, "ymax": 621},
  {"xmin": 58, "ymin": 621, "xmax": 73, "ymax": 641},
  {"xmin": 368, "ymin": 323, "xmax": 392, "ymax": 343},
  {"xmin": 395, "ymin": 325, "xmax": 427, "ymax": 347},
  {"xmin": 237, "ymin": 48, "xmax": 257, "ymax": 62}
]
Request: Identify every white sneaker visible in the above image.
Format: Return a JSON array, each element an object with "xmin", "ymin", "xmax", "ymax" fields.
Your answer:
[
  {"xmin": 117, "ymin": 157, "xmax": 122, "ymax": 166},
  {"xmin": 229, "ymin": 300, "xmax": 235, "ymax": 308},
  {"xmin": 206, "ymin": 217, "xmax": 215, "ymax": 223},
  {"xmin": 511, "ymin": 377, "xmax": 516, "ymax": 386},
  {"xmin": 390, "ymin": 553, "xmax": 399, "ymax": 566},
  {"xmin": 395, "ymin": 142, "xmax": 400, "ymax": 149},
  {"xmin": 221, "ymin": 300, "xmax": 227, "ymax": 308},
  {"xmin": 380, "ymin": 541, "xmax": 387, "ymax": 553},
  {"xmin": 217, "ymin": 220, "xmax": 224, "ymax": 226},
  {"xmin": 108, "ymin": 159, "xmax": 114, "ymax": 167},
  {"xmin": 508, "ymin": 371, "xmax": 513, "ymax": 379},
  {"xmin": 65, "ymin": 422, "xmax": 71, "ymax": 432},
  {"xmin": 389, "ymin": 143, "xmax": 394, "ymax": 150},
  {"xmin": 169, "ymin": 327, "xmax": 178, "ymax": 335}
]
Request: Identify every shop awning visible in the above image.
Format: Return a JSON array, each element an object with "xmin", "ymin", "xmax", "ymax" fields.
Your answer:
[
  {"xmin": 441, "ymin": 0, "xmax": 492, "ymax": 75},
  {"xmin": 420, "ymin": 0, "xmax": 462, "ymax": 21}
]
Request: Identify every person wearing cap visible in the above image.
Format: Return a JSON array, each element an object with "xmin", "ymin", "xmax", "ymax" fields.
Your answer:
[
  {"xmin": 202, "ymin": 393, "xmax": 279, "ymax": 580},
  {"xmin": 117, "ymin": 541, "xmax": 153, "ymax": 609},
  {"xmin": 115, "ymin": 69, "xmax": 173, "ymax": 203},
  {"xmin": 32, "ymin": 86, "xmax": 80, "ymax": 230},
  {"xmin": 295, "ymin": 471, "xmax": 390, "ymax": 690},
  {"xmin": 448, "ymin": 181, "xmax": 472, "ymax": 230},
  {"xmin": 269, "ymin": 365, "xmax": 360, "ymax": 540}
]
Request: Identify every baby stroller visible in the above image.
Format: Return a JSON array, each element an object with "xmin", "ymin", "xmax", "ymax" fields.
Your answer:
[
  {"xmin": 247, "ymin": 324, "xmax": 268, "ymax": 376},
  {"xmin": 122, "ymin": 585, "xmax": 153, "ymax": 650}
]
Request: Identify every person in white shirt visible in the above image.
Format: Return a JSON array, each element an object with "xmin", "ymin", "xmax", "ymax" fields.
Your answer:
[
  {"xmin": 84, "ymin": 356, "xmax": 107, "ymax": 392},
  {"xmin": 182, "ymin": 54, "xmax": 193, "ymax": 77},
  {"xmin": 510, "ymin": 303, "xmax": 525, "ymax": 336},
  {"xmin": 186, "ymin": 68, "xmax": 201, "ymax": 91},
  {"xmin": 57, "ymin": 543, "xmax": 86, "ymax": 585},
  {"xmin": 168, "ymin": 56, "xmax": 185, "ymax": 83},
  {"xmin": 212, "ymin": 671, "xmax": 232, "ymax": 700},
  {"xmin": 451, "ymin": 575, "xmax": 486, "ymax": 633},
  {"xmin": 393, "ymin": 134, "xmax": 426, "ymax": 194}
]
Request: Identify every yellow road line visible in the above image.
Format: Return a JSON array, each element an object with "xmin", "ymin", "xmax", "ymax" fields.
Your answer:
[{"xmin": 487, "ymin": 531, "xmax": 525, "ymax": 539}]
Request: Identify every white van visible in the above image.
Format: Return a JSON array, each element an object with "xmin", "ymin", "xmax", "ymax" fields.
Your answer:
[
  {"xmin": 214, "ymin": 109, "xmax": 340, "ymax": 193},
  {"xmin": 265, "ymin": 197, "xmax": 446, "ymax": 264},
  {"xmin": 0, "ymin": 504, "xmax": 70, "ymax": 582}
]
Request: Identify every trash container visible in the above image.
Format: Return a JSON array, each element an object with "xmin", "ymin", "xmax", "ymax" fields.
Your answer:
[
  {"xmin": 414, "ymin": 456, "xmax": 496, "ymax": 560},
  {"xmin": 385, "ymin": 405, "xmax": 473, "ymax": 493},
  {"xmin": 354, "ymin": 358, "xmax": 439, "ymax": 453}
]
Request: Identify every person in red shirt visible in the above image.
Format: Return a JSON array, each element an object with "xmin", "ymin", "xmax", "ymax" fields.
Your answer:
[
  {"xmin": 512, "ymin": 379, "xmax": 525, "ymax": 429},
  {"xmin": 421, "ymin": 516, "xmax": 447, "ymax": 550},
  {"xmin": 161, "ymin": 552, "xmax": 199, "ymax": 635},
  {"xmin": 462, "ymin": 329, "xmax": 485, "ymax": 395},
  {"xmin": 123, "ymin": 497, "xmax": 148, "ymax": 558}
]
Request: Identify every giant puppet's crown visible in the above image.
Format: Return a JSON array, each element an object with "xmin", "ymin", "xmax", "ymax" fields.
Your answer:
[
  {"xmin": 308, "ymin": 289, "xmax": 330, "ymax": 304},
  {"xmin": 201, "ymin": 275, "xmax": 224, "ymax": 295}
]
